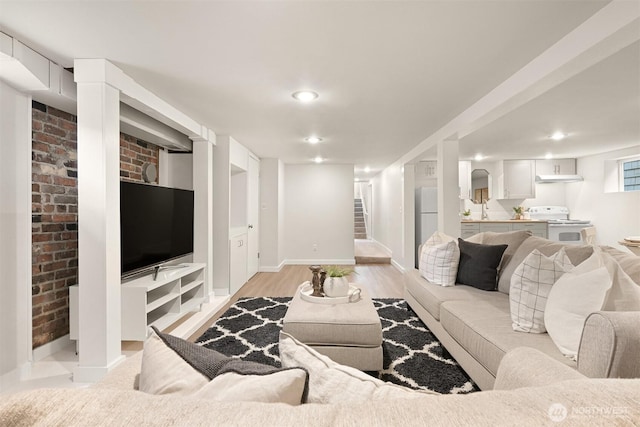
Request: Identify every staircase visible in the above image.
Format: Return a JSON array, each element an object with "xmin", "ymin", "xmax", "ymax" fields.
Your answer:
[{"xmin": 354, "ymin": 198, "xmax": 367, "ymax": 239}]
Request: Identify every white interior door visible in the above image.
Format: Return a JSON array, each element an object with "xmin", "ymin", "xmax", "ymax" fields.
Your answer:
[{"xmin": 247, "ymin": 156, "xmax": 260, "ymax": 279}]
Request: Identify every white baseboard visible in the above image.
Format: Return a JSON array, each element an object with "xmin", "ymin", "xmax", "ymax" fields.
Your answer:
[
  {"xmin": 259, "ymin": 260, "xmax": 285, "ymax": 273},
  {"xmin": 0, "ymin": 362, "xmax": 31, "ymax": 393},
  {"xmin": 371, "ymin": 239, "xmax": 393, "ymax": 256},
  {"xmin": 73, "ymin": 354, "xmax": 126, "ymax": 383},
  {"xmin": 33, "ymin": 334, "xmax": 73, "ymax": 362},
  {"xmin": 391, "ymin": 259, "xmax": 406, "ymax": 274},
  {"xmin": 284, "ymin": 258, "xmax": 356, "ymax": 265}
]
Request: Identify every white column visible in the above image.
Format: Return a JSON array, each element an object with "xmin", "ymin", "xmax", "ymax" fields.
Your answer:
[
  {"xmin": 192, "ymin": 137, "xmax": 215, "ymax": 297},
  {"xmin": 73, "ymin": 79, "xmax": 125, "ymax": 382},
  {"xmin": 402, "ymin": 163, "xmax": 416, "ymax": 271},
  {"xmin": 437, "ymin": 139, "xmax": 461, "ymax": 238},
  {"xmin": 0, "ymin": 81, "xmax": 33, "ymax": 390},
  {"xmin": 212, "ymin": 137, "xmax": 231, "ymax": 295}
]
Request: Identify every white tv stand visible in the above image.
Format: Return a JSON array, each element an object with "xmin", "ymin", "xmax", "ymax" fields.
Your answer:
[{"xmin": 121, "ymin": 263, "xmax": 206, "ymax": 341}]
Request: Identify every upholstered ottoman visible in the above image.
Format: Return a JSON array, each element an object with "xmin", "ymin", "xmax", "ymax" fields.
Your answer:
[{"xmin": 282, "ymin": 286, "xmax": 383, "ymax": 371}]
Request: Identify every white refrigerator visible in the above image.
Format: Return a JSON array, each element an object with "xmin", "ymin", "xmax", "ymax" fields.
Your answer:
[{"xmin": 415, "ymin": 187, "xmax": 438, "ymax": 267}]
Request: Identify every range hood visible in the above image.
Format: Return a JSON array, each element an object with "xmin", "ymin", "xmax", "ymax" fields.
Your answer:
[{"xmin": 535, "ymin": 174, "xmax": 584, "ymax": 183}]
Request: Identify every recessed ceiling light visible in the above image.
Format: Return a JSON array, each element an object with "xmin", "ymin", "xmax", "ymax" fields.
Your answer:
[
  {"xmin": 364, "ymin": 166, "xmax": 371, "ymax": 173},
  {"xmin": 474, "ymin": 154, "xmax": 484, "ymax": 161},
  {"xmin": 305, "ymin": 136, "xmax": 322, "ymax": 144},
  {"xmin": 314, "ymin": 156, "xmax": 323, "ymax": 164},
  {"xmin": 550, "ymin": 131, "xmax": 567, "ymax": 141},
  {"xmin": 292, "ymin": 91, "xmax": 319, "ymax": 102},
  {"xmin": 545, "ymin": 153, "xmax": 553, "ymax": 160}
]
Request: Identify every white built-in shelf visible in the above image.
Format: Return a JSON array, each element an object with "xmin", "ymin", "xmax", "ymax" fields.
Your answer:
[
  {"xmin": 70, "ymin": 263, "xmax": 207, "ymax": 342},
  {"xmin": 121, "ymin": 263, "xmax": 206, "ymax": 341}
]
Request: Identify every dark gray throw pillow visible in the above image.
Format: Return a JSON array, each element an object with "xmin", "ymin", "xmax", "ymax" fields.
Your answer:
[{"xmin": 456, "ymin": 238, "xmax": 508, "ymax": 291}]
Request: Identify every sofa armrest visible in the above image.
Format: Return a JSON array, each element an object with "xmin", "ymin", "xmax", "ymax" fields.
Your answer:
[
  {"xmin": 493, "ymin": 347, "xmax": 585, "ymax": 390},
  {"xmin": 577, "ymin": 311, "xmax": 640, "ymax": 378}
]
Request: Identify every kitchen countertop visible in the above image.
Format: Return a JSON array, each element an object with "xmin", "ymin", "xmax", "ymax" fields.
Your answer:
[{"xmin": 460, "ymin": 220, "xmax": 548, "ymax": 223}]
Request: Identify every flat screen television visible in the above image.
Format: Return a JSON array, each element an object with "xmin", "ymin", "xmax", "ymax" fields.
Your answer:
[{"xmin": 120, "ymin": 181, "xmax": 194, "ymax": 278}]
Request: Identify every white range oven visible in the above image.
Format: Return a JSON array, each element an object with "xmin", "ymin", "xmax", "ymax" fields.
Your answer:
[{"xmin": 528, "ymin": 206, "xmax": 592, "ymax": 245}]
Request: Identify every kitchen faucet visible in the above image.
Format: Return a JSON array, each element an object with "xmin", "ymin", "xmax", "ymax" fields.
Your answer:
[{"xmin": 481, "ymin": 202, "xmax": 489, "ymax": 220}]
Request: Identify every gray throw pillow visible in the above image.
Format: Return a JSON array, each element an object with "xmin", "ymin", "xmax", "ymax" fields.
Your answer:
[{"xmin": 456, "ymin": 238, "xmax": 508, "ymax": 291}]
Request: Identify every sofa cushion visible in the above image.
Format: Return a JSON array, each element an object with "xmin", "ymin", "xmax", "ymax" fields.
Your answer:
[
  {"xmin": 601, "ymin": 245, "xmax": 640, "ymax": 286},
  {"xmin": 440, "ymin": 298, "xmax": 576, "ymax": 377},
  {"xmin": 140, "ymin": 327, "xmax": 308, "ymax": 405},
  {"xmin": 456, "ymin": 239, "xmax": 508, "ymax": 291},
  {"xmin": 279, "ymin": 332, "xmax": 437, "ymax": 402},
  {"xmin": 600, "ymin": 250, "xmax": 640, "ymax": 311},
  {"xmin": 498, "ymin": 236, "xmax": 593, "ymax": 294},
  {"xmin": 404, "ymin": 269, "xmax": 497, "ymax": 321},
  {"xmin": 509, "ymin": 248, "xmax": 573, "ymax": 333},
  {"xmin": 419, "ymin": 232, "xmax": 460, "ymax": 286}
]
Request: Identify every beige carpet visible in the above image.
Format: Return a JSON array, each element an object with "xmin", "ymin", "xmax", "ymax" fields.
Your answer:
[{"xmin": 354, "ymin": 240, "xmax": 391, "ymax": 264}]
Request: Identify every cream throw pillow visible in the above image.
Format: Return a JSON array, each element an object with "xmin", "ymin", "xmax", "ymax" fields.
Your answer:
[
  {"xmin": 193, "ymin": 370, "xmax": 308, "ymax": 404},
  {"xmin": 419, "ymin": 231, "xmax": 460, "ymax": 286},
  {"xmin": 140, "ymin": 328, "xmax": 308, "ymax": 405},
  {"xmin": 279, "ymin": 332, "xmax": 438, "ymax": 403},
  {"xmin": 600, "ymin": 251, "xmax": 640, "ymax": 311},
  {"xmin": 510, "ymin": 248, "xmax": 573, "ymax": 333},
  {"xmin": 544, "ymin": 249, "xmax": 613, "ymax": 359},
  {"xmin": 140, "ymin": 327, "xmax": 208, "ymax": 395}
]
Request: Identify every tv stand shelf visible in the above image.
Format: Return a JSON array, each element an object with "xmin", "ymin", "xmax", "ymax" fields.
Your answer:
[{"xmin": 121, "ymin": 263, "xmax": 206, "ymax": 341}]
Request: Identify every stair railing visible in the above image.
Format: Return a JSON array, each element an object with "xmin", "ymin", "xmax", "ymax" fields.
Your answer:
[{"xmin": 361, "ymin": 198, "xmax": 370, "ymax": 239}]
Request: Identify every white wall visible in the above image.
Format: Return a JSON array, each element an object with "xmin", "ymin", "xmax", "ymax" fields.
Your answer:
[
  {"xmin": 278, "ymin": 160, "xmax": 285, "ymax": 264},
  {"xmin": 259, "ymin": 159, "xmax": 285, "ymax": 270},
  {"xmin": 284, "ymin": 164, "xmax": 354, "ymax": 263},
  {"xmin": 462, "ymin": 160, "xmax": 568, "ymax": 220},
  {"xmin": 371, "ymin": 161, "xmax": 404, "ymax": 263},
  {"xmin": 566, "ymin": 146, "xmax": 640, "ymax": 251},
  {"xmin": 160, "ymin": 152, "xmax": 193, "ymax": 190},
  {"xmin": 0, "ymin": 80, "xmax": 32, "ymax": 390}
]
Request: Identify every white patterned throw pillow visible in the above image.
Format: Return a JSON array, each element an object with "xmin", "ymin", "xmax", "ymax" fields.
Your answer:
[
  {"xmin": 419, "ymin": 232, "xmax": 460, "ymax": 286},
  {"xmin": 510, "ymin": 248, "xmax": 573, "ymax": 333},
  {"xmin": 544, "ymin": 248, "xmax": 613, "ymax": 359}
]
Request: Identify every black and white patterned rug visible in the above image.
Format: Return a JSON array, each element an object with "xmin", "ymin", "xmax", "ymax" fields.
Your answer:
[{"xmin": 196, "ymin": 297, "xmax": 478, "ymax": 394}]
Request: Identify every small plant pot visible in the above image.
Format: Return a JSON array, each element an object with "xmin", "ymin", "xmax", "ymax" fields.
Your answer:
[{"xmin": 323, "ymin": 276, "xmax": 350, "ymax": 297}]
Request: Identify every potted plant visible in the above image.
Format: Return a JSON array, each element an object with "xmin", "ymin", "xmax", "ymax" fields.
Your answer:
[
  {"xmin": 321, "ymin": 265, "xmax": 355, "ymax": 297},
  {"xmin": 513, "ymin": 206, "xmax": 524, "ymax": 220},
  {"xmin": 462, "ymin": 209, "xmax": 471, "ymax": 220}
]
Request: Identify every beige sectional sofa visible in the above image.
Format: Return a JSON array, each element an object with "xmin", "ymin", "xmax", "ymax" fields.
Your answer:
[
  {"xmin": 2, "ymin": 343, "xmax": 640, "ymax": 425},
  {"xmin": 405, "ymin": 232, "xmax": 640, "ymax": 390}
]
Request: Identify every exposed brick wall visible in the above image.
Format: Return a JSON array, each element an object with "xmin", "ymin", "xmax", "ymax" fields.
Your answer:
[
  {"xmin": 31, "ymin": 102, "xmax": 78, "ymax": 348},
  {"xmin": 120, "ymin": 134, "xmax": 159, "ymax": 183},
  {"xmin": 31, "ymin": 101, "xmax": 161, "ymax": 348}
]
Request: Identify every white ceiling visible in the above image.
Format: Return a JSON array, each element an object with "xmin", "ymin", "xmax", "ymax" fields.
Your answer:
[
  {"xmin": 459, "ymin": 40, "xmax": 640, "ymax": 162},
  {"xmin": 2, "ymin": 0, "xmax": 635, "ymax": 180}
]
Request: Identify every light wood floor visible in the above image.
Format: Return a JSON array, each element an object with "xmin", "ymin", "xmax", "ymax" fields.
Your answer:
[{"xmin": 187, "ymin": 263, "xmax": 404, "ymax": 341}]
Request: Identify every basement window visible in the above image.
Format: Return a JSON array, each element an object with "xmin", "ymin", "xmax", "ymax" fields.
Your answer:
[{"xmin": 620, "ymin": 158, "xmax": 640, "ymax": 192}]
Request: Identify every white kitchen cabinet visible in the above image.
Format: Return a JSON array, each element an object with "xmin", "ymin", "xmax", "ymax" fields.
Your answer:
[
  {"xmin": 479, "ymin": 223, "xmax": 511, "ymax": 233},
  {"xmin": 460, "ymin": 221, "xmax": 547, "ymax": 239},
  {"xmin": 535, "ymin": 159, "xmax": 576, "ymax": 176},
  {"xmin": 460, "ymin": 222, "xmax": 480, "ymax": 239},
  {"xmin": 230, "ymin": 232, "xmax": 248, "ymax": 295},
  {"xmin": 459, "ymin": 161, "xmax": 472, "ymax": 200},
  {"xmin": 511, "ymin": 222, "xmax": 548, "ymax": 238},
  {"xmin": 498, "ymin": 160, "xmax": 535, "ymax": 199}
]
